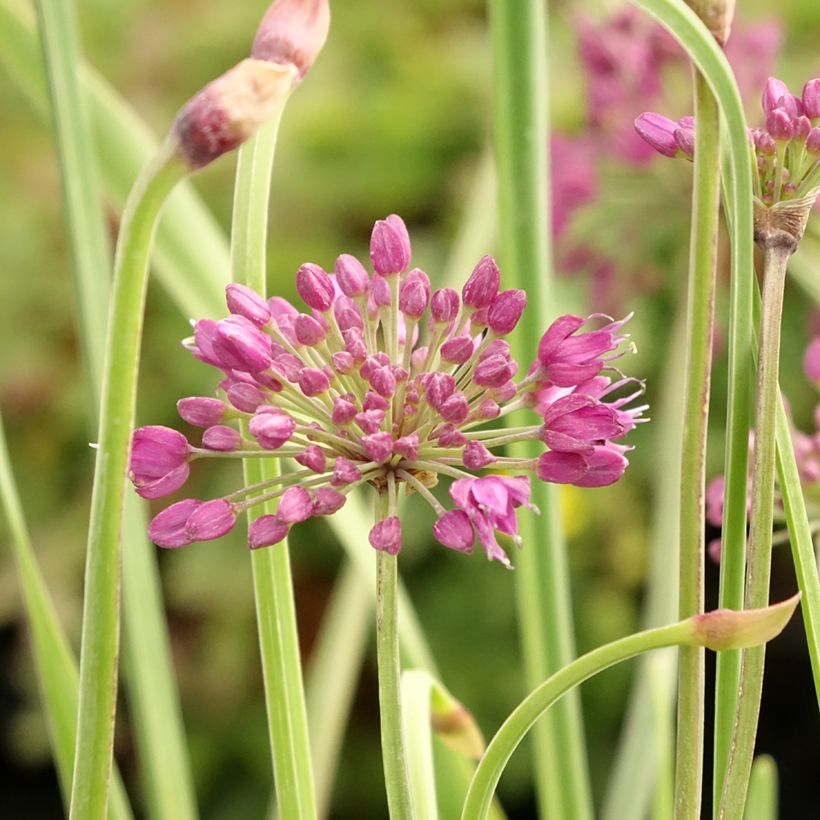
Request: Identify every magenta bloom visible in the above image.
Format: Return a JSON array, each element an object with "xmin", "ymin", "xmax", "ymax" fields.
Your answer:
[
  {"xmin": 129, "ymin": 426, "xmax": 191, "ymax": 499},
  {"xmin": 131, "ymin": 215, "xmax": 643, "ymax": 565}
]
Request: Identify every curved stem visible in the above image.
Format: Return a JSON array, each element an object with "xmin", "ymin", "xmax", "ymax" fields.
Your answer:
[
  {"xmin": 70, "ymin": 144, "xmax": 186, "ymax": 819},
  {"xmin": 718, "ymin": 241, "xmax": 792, "ymax": 819},
  {"xmin": 461, "ymin": 621, "xmax": 695, "ymax": 820},
  {"xmin": 375, "ymin": 492, "xmax": 413, "ymax": 819},
  {"xmin": 674, "ymin": 67, "xmax": 720, "ymax": 820}
]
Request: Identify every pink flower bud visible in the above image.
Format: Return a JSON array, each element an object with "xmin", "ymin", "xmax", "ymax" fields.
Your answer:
[
  {"xmin": 298, "ymin": 367, "xmax": 330, "ymax": 396},
  {"xmin": 804, "ymin": 337, "xmax": 820, "ymax": 383},
  {"xmin": 369, "ymin": 516, "xmax": 403, "ymax": 554},
  {"xmin": 334, "ymin": 296, "xmax": 363, "ymax": 332},
  {"xmin": 775, "ymin": 92, "xmax": 804, "ymax": 119},
  {"xmin": 433, "ymin": 510, "xmax": 475, "ymax": 553},
  {"xmin": 440, "ymin": 335, "xmax": 475, "ymax": 365},
  {"xmin": 369, "ymin": 365, "xmax": 397, "ymax": 398},
  {"xmin": 363, "ymin": 390, "xmax": 389, "ymax": 411},
  {"xmin": 294, "ymin": 444, "xmax": 326, "ymax": 473},
  {"xmin": 763, "ymin": 77, "xmax": 791, "ymax": 116},
  {"xmin": 370, "ymin": 214, "xmax": 411, "ymax": 276},
  {"xmin": 226, "ymin": 283, "xmax": 271, "ymax": 326},
  {"xmin": 332, "ymin": 457, "xmax": 362, "ymax": 487},
  {"xmin": 393, "ymin": 432, "xmax": 419, "ymax": 461},
  {"xmin": 463, "ymin": 440, "xmax": 495, "ymax": 469},
  {"xmin": 803, "ymin": 79, "xmax": 820, "ymax": 119},
  {"xmin": 190, "ymin": 319, "xmax": 221, "ymax": 367},
  {"xmin": 793, "ymin": 116, "xmax": 812, "ymax": 140},
  {"xmin": 249, "ymin": 514, "xmax": 290, "ymax": 549},
  {"xmin": 808, "ymin": 128, "xmax": 820, "ymax": 154},
  {"xmin": 331, "ymin": 351, "xmax": 355, "ymax": 374},
  {"xmin": 474, "ymin": 354, "xmax": 514, "ymax": 388},
  {"xmin": 399, "ymin": 268, "xmax": 431, "ymax": 318},
  {"xmin": 362, "ymin": 432, "xmax": 394, "ymax": 463},
  {"xmin": 476, "ymin": 399, "xmax": 500, "ymax": 420},
  {"xmin": 248, "ymin": 408, "xmax": 296, "ymax": 449},
  {"xmin": 174, "ymin": 59, "xmax": 296, "ymax": 170},
  {"xmin": 674, "ymin": 121, "xmax": 695, "ymax": 159},
  {"xmin": 296, "ymin": 263, "xmax": 335, "ymax": 311},
  {"xmin": 634, "ymin": 112, "xmax": 679, "ymax": 158},
  {"xmin": 202, "ymin": 425, "xmax": 242, "ymax": 451},
  {"xmin": 149, "ymin": 499, "xmax": 201, "ymax": 548},
  {"xmin": 425, "ymin": 372, "xmax": 456, "ymax": 409},
  {"xmin": 177, "ymin": 396, "xmax": 227, "ymax": 427},
  {"xmin": 332, "ymin": 396, "xmax": 358, "ymax": 425},
  {"xmin": 462, "ymin": 256, "xmax": 500, "ymax": 309},
  {"xmin": 129, "ymin": 426, "xmax": 191, "ymax": 499},
  {"xmin": 411, "ymin": 346, "xmax": 429, "ymax": 371},
  {"xmin": 278, "ymin": 486, "xmax": 314, "ymax": 523},
  {"xmin": 536, "ymin": 450, "xmax": 588, "ymax": 485},
  {"xmin": 226, "ymin": 382, "xmax": 267, "ymax": 413},
  {"xmin": 335, "ymin": 254, "xmax": 370, "ymax": 297},
  {"xmin": 313, "ymin": 487, "xmax": 347, "ymax": 515},
  {"xmin": 294, "ymin": 313, "xmax": 326, "ymax": 345},
  {"xmin": 355, "ymin": 409, "xmax": 386, "ymax": 434},
  {"xmin": 487, "ymin": 289, "xmax": 527, "ymax": 335},
  {"xmin": 185, "ymin": 499, "xmax": 237, "ymax": 541},
  {"xmin": 438, "ymin": 425, "xmax": 467, "ymax": 447},
  {"xmin": 251, "ymin": 0, "xmax": 330, "ymax": 80},
  {"xmin": 438, "ymin": 392, "xmax": 470, "ymax": 423},
  {"xmin": 213, "ymin": 315, "xmax": 273, "ymax": 373},
  {"xmin": 269, "ymin": 296, "xmax": 300, "ymax": 345},
  {"xmin": 368, "ymin": 274, "xmax": 391, "ymax": 312},
  {"xmin": 430, "ymin": 288, "xmax": 460, "ymax": 323},
  {"xmin": 343, "ymin": 328, "xmax": 368, "ymax": 361},
  {"xmin": 767, "ymin": 108, "xmax": 794, "ymax": 141}
]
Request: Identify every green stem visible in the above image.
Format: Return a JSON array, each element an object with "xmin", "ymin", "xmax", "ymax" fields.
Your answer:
[
  {"xmin": 461, "ymin": 620, "xmax": 696, "ymax": 820},
  {"xmin": 375, "ymin": 493, "xmax": 413, "ymax": 819},
  {"xmin": 488, "ymin": 0, "xmax": 592, "ymax": 815},
  {"xmin": 674, "ymin": 68, "xmax": 720, "ymax": 820},
  {"xmin": 70, "ymin": 146, "xmax": 186, "ymax": 820},
  {"xmin": 232, "ymin": 117, "xmax": 318, "ymax": 819},
  {"xmin": 718, "ymin": 240, "xmax": 792, "ymax": 819}
]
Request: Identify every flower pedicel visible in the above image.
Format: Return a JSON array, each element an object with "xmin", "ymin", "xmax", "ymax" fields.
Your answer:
[{"xmin": 130, "ymin": 216, "xmax": 645, "ymax": 567}]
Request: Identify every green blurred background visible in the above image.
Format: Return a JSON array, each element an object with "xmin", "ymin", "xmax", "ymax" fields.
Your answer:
[{"xmin": 1, "ymin": 0, "xmax": 819, "ymax": 817}]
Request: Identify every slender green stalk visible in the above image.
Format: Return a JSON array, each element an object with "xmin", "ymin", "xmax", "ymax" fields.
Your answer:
[
  {"xmin": 70, "ymin": 146, "xmax": 186, "ymax": 819},
  {"xmin": 675, "ymin": 68, "xmax": 721, "ymax": 820},
  {"xmin": 488, "ymin": 0, "xmax": 592, "ymax": 815},
  {"xmin": 232, "ymin": 118, "xmax": 318, "ymax": 819},
  {"xmin": 0, "ymin": 413, "xmax": 134, "ymax": 820},
  {"xmin": 719, "ymin": 241, "xmax": 792, "ymax": 818},
  {"xmin": 33, "ymin": 0, "xmax": 198, "ymax": 814},
  {"xmin": 303, "ymin": 561, "xmax": 371, "ymax": 820},
  {"xmin": 375, "ymin": 493, "xmax": 413, "ymax": 820},
  {"xmin": 461, "ymin": 621, "xmax": 696, "ymax": 820},
  {"xmin": 602, "ymin": 315, "xmax": 686, "ymax": 820}
]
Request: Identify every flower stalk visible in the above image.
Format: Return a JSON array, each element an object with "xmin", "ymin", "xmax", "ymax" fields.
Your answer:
[
  {"xmin": 376, "ymin": 492, "xmax": 413, "ymax": 819},
  {"xmin": 70, "ymin": 143, "xmax": 187, "ymax": 820},
  {"xmin": 674, "ymin": 68, "xmax": 721, "ymax": 820},
  {"xmin": 718, "ymin": 235, "xmax": 794, "ymax": 819}
]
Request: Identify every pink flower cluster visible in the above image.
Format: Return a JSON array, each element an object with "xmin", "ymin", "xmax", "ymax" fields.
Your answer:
[
  {"xmin": 129, "ymin": 216, "xmax": 644, "ymax": 567},
  {"xmin": 636, "ymin": 76, "xmax": 820, "ymax": 206}
]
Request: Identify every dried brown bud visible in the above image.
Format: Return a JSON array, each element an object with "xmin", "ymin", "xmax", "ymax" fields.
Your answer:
[
  {"xmin": 684, "ymin": 0, "xmax": 736, "ymax": 46},
  {"xmin": 690, "ymin": 593, "xmax": 800, "ymax": 651},
  {"xmin": 252, "ymin": 0, "xmax": 331, "ymax": 79},
  {"xmin": 173, "ymin": 59, "xmax": 297, "ymax": 170}
]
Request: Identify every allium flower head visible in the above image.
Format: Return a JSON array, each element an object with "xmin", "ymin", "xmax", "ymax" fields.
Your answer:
[
  {"xmin": 131, "ymin": 216, "xmax": 644, "ymax": 567},
  {"xmin": 636, "ymin": 74, "xmax": 820, "ymax": 244}
]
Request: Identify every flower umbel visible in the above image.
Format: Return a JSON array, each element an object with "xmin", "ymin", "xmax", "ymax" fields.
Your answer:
[{"xmin": 130, "ymin": 216, "xmax": 644, "ymax": 566}]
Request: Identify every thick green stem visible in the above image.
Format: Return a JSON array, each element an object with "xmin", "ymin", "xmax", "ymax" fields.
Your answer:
[
  {"xmin": 375, "ymin": 493, "xmax": 413, "ymax": 819},
  {"xmin": 488, "ymin": 0, "xmax": 592, "ymax": 815},
  {"xmin": 232, "ymin": 118, "xmax": 318, "ymax": 820},
  {"xmin": 461, "ymin": 621, "xmax": 696, "ymax": 820},
  {"xmin": 718, "ymin": 240, "xmax": 792, "ymax": 819},
  {"xmin": 674, "ymin": 68, "xmax": 720, "ymax": 820},
  {"xmin": 70, "ymin": 146, "xmax": 186, "ymax": 820}
]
